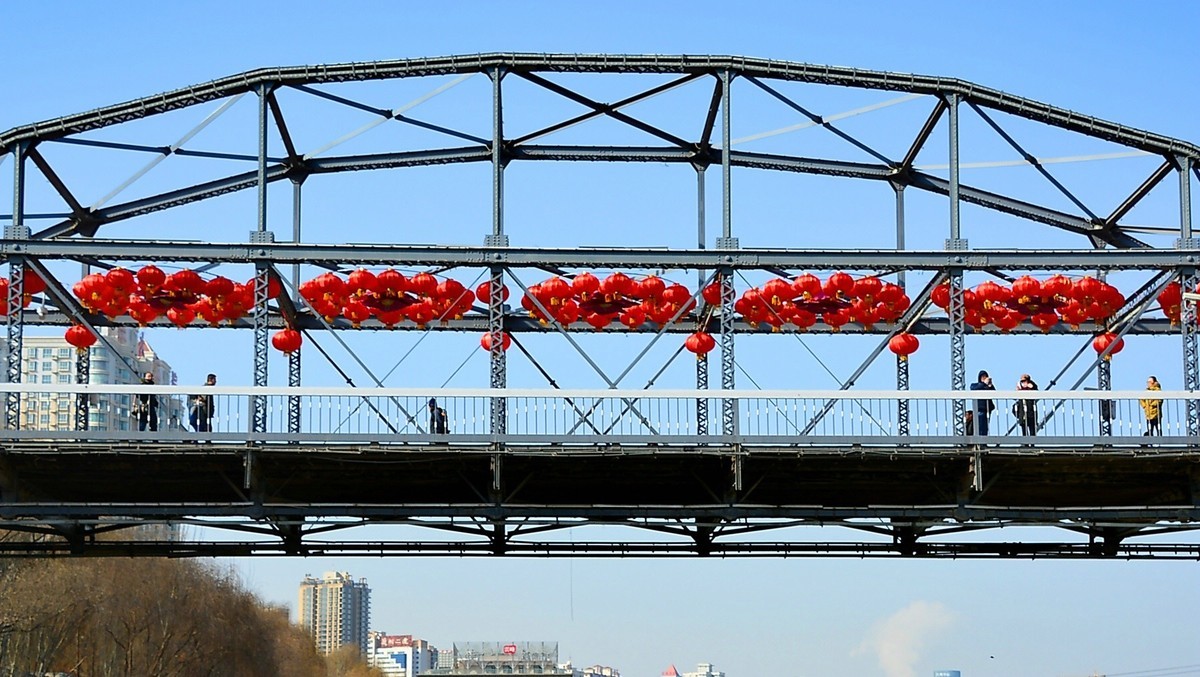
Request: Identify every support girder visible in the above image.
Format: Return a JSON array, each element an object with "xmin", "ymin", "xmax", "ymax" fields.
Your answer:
[
  {"xmin": 6, "ymin": 241, "xmax": 1200, "ymax": 269},
  {"xmin": 21, "ymin": 146, "xmax": 1152, "ymax": 247},
  {"xmin": 4, "ymin": 54, "xmax": 1197, "ymax": 161}
]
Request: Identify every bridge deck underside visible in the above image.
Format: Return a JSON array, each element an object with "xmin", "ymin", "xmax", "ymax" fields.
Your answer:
[{"xmin": 2, "ymin": 444, "xmax": 1196, "ymax": 520}]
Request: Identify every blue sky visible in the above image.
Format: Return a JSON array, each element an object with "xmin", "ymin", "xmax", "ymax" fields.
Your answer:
[{"xmin": 3, "ymin": 2, "xmax": 1200, "ymax": 676}]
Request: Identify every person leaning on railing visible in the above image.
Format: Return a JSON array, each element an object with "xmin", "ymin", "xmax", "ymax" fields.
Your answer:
[{"xmin": 1141, "ymin": 375, "xmax": 1163, "ymax": 436}]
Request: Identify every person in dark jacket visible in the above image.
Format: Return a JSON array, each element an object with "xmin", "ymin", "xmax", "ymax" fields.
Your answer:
[
  {"xmin": 969, "ymin": 370, "xmax": 996, "ymax": 436},
  {"xmin": 136, "ymin": 372, "xmax": 158, "ymax": 432},
  {"xmin": 428, "ymin": 397, "xmax": 448, "ymax": 435},
  {"xmin": 1015, "ymin": 373, "xmax": 1039, "ymax": 436},
  {"xmin": 189, "ymin": 373, "xmax": 217, "ymax": 432}
]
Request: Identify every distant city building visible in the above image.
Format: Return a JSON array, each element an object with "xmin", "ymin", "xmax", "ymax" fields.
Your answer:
[
  {"xmin": 574, "ymin": 665, "xmax": 620, "ymax": 677},
  {"xmin": 367, "ymin": 632, "xmax": 436, "ymax": 677},
  {"xmin": 429, "ymin": 642, "xmax": 572, "ymax": 675},
  {"xmin": 298, "ymin": 571, "xmax": 371, "ymax": 656},
  {"xmin": 933, "ymin": 671, "xmax": 962, "ymax": 677},
  {"xmin": 668, "ymin": 664, "xmax": 723, "ymax": 677},
  {"xmin": 13, "ymin": 328, "xmax": 183, "ymax": 431}
]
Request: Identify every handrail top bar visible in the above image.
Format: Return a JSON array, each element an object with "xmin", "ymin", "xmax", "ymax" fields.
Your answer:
[{"xmin": 0, "ymin": 384, "xmax": 1186, "ymax": 400}]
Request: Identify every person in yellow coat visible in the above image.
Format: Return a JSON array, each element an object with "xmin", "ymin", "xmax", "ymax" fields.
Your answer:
[{"xmin": 1140, "ymin": 375, "xmax": 1163, "ymax": 436}]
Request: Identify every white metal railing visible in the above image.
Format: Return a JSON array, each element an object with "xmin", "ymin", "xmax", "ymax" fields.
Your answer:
[{"xmin": 0, "ymin": 384, "xmax": 1192, "ymax": 442}]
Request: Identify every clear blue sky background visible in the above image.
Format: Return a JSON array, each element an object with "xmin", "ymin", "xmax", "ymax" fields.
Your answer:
[{"xmin": 3, "ymin": 2, "xmax": 1199, "ymax": 676}]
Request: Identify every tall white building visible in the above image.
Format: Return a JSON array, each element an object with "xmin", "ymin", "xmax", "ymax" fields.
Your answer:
[
  {"xmin": 15, "ymin": 327, "xmax": 183, "ymax": 431},
  {"xmin": 366, "ymin": 633, "xmax": 436, "ymax": 676},
  {"xmin": 298, "ymin": 571, "xmax": 371, "ymax": 656}
]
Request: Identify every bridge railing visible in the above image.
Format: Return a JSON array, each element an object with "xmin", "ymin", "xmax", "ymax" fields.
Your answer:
[{"xmin": 0, "ymin": 385, "xmax": 1192, "ymax": 445}]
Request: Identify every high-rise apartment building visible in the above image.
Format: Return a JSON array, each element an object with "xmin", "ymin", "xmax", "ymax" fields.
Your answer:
[
  {"xmin": 13, "ymin": 328, "xmax": 183, "ymax": 431},
  {"xmin": 298, "ymin": 571, "xmax": 371, "ymax": 656}
]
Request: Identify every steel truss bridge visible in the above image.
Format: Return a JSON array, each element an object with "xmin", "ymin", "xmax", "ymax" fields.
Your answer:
[{"xmin": 1, "ymin": 54, "xmax": 1199, "ymax": 559}]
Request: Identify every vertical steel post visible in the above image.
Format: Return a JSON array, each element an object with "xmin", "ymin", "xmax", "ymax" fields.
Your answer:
[
  {"xmin": 1097, "ymin": 356, "xmax": 1113, "ymax": 436},
  {"xmin": 695, "ymin": 166, "xmax": 709, "ymax": 435},
  {"xmin": 288, "ymin": 178, "xmax": 303, "ymax": 434},
  {"xmin": 74, "ymin": 348, "xmax": 90, "ymax": 431},
  {"xmin": 488, "ymin": 67, "xmax": 508, "ymax": 437},
  {"xmin": 251, "ymin": 84, "xmax": 271, "ymax": 434},
  {"xmin": 1179, "ymin": 157, "xmax": 1199, "ymax": 436},
  {"xmin": 893, "ymin": 182, "xmax": 909, "ymax": 434},
  {"xmin": 946, "ymin": 94, "xmax": 967, "ymax": 435},
  {"xmin": 5, "ymin": 143, "xmax": 29, "ymax": 430},
  {"xmin": 718, "ymin": 70, "xmax": 738, "ymax": 436}
]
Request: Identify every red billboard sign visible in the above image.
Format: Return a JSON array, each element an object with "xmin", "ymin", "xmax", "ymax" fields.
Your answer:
[
  {"xmin": 379, "ymin": 634, "xmax": 413, "ymax": 649},
  {"xmin": 502, "ymin": 644, "xmax": 518, "ymax": 655}
]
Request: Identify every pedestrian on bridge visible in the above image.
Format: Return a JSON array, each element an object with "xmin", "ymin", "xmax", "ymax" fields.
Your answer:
[
  {"xmin": 189, "ymin": 373, "xmax": 216, "ymax": 432},
  {"xmin": 1015, "ymin": 373, "xmax": 1039, "ymax": 436},
  {"xmin": 135, "ymin": 372, "xmax": 158, "ymax": 432},
  {"xmin": 970, "ymin": 370, "xmax": 996, "ymax": 436},
  {"xmin": 428, "ymin": 397, "xmax": 449, "ymax": 435},
  {"xmin": 1141, "ymin": 375, "xmax": 1163, "ymax": 436}
]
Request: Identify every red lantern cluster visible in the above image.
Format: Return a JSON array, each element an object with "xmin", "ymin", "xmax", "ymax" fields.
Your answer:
[
  {"xmin": 520, "ymin": 273, "xmax": 695, "ymax": 331},
  {"xmin": 71, "ymin": 266, "xmax": 279, "ymax": 327},
  {"xmin": 933, "ymin": 275, "xmax": 1124, "ymax": 333},
  {"xmin": 298, "ymin": 269, "xmax": 476, "ymax": 329},
  {"xmin": 736, "ymin": 273, "xmax": 910, "ymax": 332},
  {"xmin": 887, "ymin": 332, "xmax": 920, "ymax": 360}
]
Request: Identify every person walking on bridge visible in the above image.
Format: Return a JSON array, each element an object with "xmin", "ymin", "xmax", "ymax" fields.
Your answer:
[
  {"xmin": 969, "ymin": 370, "xmax": 996, "ymax": 436},
  {"xmin": 135, "ymin": 372, "xmax": 158, "ymax": 432},
  {"xmin": 1141, "ymin": 375, "xmax": 1163, "ymax": 436},
  {"xmin": 1015, "ymin": 373, "xmax": 1039, "ymax": 436}
]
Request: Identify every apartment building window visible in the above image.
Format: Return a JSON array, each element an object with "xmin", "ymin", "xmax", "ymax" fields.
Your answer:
[
  {"xmin": 57, "ymin": 414, "xmax": 69, "ymax": 425},
  {"xmin": 58, "ymin": 374, "xmax": 71, "ymax": 383},
  {"xmin": 58, "ymin": 348, "xmax": 71, "ymax": 357},
  {"xmin": 41, "ymin": 349, "xmax": 53, "ymax": 358},
  {"xmin": 41, "ymin": 361, "xmax": 53, "ymax": 371},
  {"xmin": 39, "ymin": 414, "xmax": 50, "ymax": 425},
  {"xmin": 58, "ymin": 361, "xmax": 70, "ymax": 370},
  {"xmin": 41, "ymin": 375, "xmax": 52, "ymax": 384},
  {"xmin": 39, "ymin": 401, "xmax": 50, "ymax": 410},
  {"xmin": 27, "ymin": 361, "xmax": 37, "ymax": 372}
]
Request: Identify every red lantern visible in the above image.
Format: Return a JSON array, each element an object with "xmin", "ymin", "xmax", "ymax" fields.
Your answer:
[
  {"xmin": 342, "ymin": 300, "xmax": 372, "ymax": 327},
  {"xmin": 637, "ymin": 276, "xmax": 666, "ymax": 300},
  {"xmin": 476, "ymin": 280, "xmax": 510, "ymax": 305},
  {"xmin": 824, "ymin": 272, "xmax": 855, "ymax": 298},
  {"xmin": 136, "ymin": 265, "xmax": 167, "ymax": 293},
  {"xmin": 619, "ymin": 305, "xmax": 647, "ymax": 329},
  {"xmin": 701, "ymin": 282, "xmax": 724, "ymax": 306},
  {"xmin": 822, "ymin": 308, "xmax": 851, "ymax": 331},
  {"xmin": 347, "ymin": 269, "xmax": 379, "ymax": 297},
  {"xmin": 571, "ymin": 272, "xmax": 600, "ymax": 300},
  {"xmin": 599, "ymin": 272, "xmax": 635, "ymax": 298},
  {"xmin": 1092, "ymin": 332, "xmax": 1125, "ymax": 360},
  {"xmin": 931, "ymin": 282, "xmax": 951, "ymax": 309},
  {"xmin": 790, "ymin": 308, "xmax": 817, "ymax": 330},
  {"xmin": 556, "ymin": 299, "xmax": 580, "ymax": 324},
  {"xmin": 64, "ymin": 325, "xmax": 96, "ymax": 352},
  {"xmin": 1159, "ymin": 281, "xmax": 1182, "ymax": 325},
  {"xmin": 584, "ymin": 312, "xmax": 613, "ymax": 330},
  {"xmin": 409, "ymin": 271, "xmax": 437, "ymax": 297},
  {"xmin": 887, "ymin": 332, "xmax": 919, "ymax": 360},
  {"xmin": 853, "ymin": 276, "xmax": 882, "ymax": 301},
  {"xmin": 480, "ymin": 331, "xmax": 512, "ymax": 352},
  {"xmin": 127, "ymin": 299, "xmax": 159, "ymax": 326},
  {"xmin": 1011, "ymin": 276, "xmax": 1042, "ymax": 303},
  {"xmin": 1030, "ymin": 311, "xmax": 1059, "ymax": 333},
  {"xmin": 684, "ymin": 331, "xmax": 716, "ymax": 357},
  {"xmin": 166, "ymin": 305, "xmax": 195, "ymax": 328},
  {"xmin": 271, "ymin": 328, "xmax": 303, "ymax": 354},
  {"xmin": 792, "ymin": 273, "xmax": 822, "ymax": 300},
  {"xmin": 205, "ymin": 276, "xmax": 235, "ymax": 299}
]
